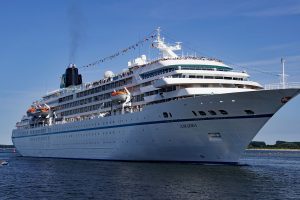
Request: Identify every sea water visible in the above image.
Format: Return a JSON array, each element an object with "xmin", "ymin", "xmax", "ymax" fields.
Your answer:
[{"xmin": 0, "ymin": 150, "xmax": 299, "ymax": 199}]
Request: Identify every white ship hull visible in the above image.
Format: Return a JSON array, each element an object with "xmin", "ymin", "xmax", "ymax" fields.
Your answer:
[{"xmin": 12, "ymin": 89, "xmax": 300, "ymax": 163}]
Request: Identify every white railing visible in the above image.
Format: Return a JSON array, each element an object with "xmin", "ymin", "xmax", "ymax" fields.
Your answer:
[{"xmin": 264, "ymin": 82, "xmax": 300, "ymax": 90}]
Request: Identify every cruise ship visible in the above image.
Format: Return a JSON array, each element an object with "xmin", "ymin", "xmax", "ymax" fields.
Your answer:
[{"xmin": 12, "ymin": 29, "xmax": 300, "ymax": 163}]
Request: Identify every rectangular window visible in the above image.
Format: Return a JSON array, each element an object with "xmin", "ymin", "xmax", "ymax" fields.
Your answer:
[{"xmin": 208, "ymin": 132, "xmax": 222, "ymax": 141}]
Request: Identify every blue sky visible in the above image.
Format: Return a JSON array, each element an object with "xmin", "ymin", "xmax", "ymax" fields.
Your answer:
[{"xmin": 0, "ymin": 0, "xmax": 299, "ymax": 144}]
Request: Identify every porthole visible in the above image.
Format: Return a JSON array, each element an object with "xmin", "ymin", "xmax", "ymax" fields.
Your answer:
[
  {"xmin": 163, "ymin": 112, "xmax": 168, "ymax": 118},
  {"xmin": 219, "ymin": 110, "xmax": 228, "ymax": 115},
  {"xmin": 244, "ymin": 110, "xmax": 255, "ymax": 115},
  {"xmin": 208, "ymin": 110, "xmax": 217, "ymax": 115},
  {"xmin": 198, "ymin": 111, "xmax": 206, "ymax": 116},
  {"xmin": 192, "ymin": 111, "xmax": 197, "ymax": 116}
]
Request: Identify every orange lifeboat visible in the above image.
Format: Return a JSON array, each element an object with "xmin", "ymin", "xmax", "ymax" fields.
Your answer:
[
  {"xmin": 111, "ymin": 91, "xmax": 127, "ymax": 96},
  {"xmin": 39, "ymin": 105, "xmax": 50, "ymax": 117},
  {"xmin": 26, "ymin": 104, "xmax": 50, "ymax": 117},
  {"xmin": 27, "ymin": 107, "xmax": 36, "ymax": 114},
  {"xmin": 111, "ymin": 90, "xmax": 128, "ymax": 102},
  {"xmin": 41, "ymin": 107, "xmax": 49, "ymax": 113}
]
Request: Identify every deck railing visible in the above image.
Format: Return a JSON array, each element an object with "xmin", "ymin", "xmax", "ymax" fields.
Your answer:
[{"xmin": 264, "ymin": 82, "xmax": 300, "ymax": 90}]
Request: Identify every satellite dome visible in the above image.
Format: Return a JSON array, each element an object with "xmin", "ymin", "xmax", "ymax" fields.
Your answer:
[{"xmin": 104, "ymin": 71, "xmax": 114, "ymax": 78}]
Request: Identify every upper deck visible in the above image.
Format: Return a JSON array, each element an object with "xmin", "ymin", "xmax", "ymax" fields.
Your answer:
[{"xmin": 16, "ymin": 28, "xmax": 264, "ymax": 129}]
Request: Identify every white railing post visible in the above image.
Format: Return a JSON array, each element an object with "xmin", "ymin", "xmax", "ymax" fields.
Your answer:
[{"xmin": 265, "ymin": 82, "xmax": 300, "ymax": 90}]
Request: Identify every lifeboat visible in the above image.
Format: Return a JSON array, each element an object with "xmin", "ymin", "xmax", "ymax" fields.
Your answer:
[
  {"xmin": 111, "ymin": 91, "xmax": 127, "ymax": 96},
  {"xmin": 39, "ymin": 107, "xmax": 50, "ymax": 117},
  {"xmin": 26, "ymin": 104, "xmax": 50, "ymax": 117},
  {"xmin": 27, "ymin": 107, "xmax": 36, "ymax": 113},
  {"xmin": 111, "ymin": 90, "xmax": 128, "ymax": 102},
  {"xmin": 40, "ymin": 107, "xmax": 49, "ymax": 113},
  {"xmin": 27, "ymin": 107, "xmax": 37, "ymax": 117}
]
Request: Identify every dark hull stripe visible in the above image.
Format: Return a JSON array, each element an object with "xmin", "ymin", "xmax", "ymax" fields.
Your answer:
[
  {"xmin": 12, "ymin": 114, "xmax": 273, "ymax": 139},
  {"xmin": 17, "ymin": 156, "xmax": 240, "ymax": 165}
]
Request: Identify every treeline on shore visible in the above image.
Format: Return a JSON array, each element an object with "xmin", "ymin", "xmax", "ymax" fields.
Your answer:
[{"xmin": 248, "ymin": 141, "xmax": 300, "ymax": 149}]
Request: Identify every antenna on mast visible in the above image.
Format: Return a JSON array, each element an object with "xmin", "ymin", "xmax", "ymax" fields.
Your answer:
[
  {"xmin": 156, "ymin": 27, "xmax": 161, "ymax": 41},
  {"xmin": 280, "ymin": 58, "xmax": 288, "ymax": 89},
  {"xmin": 152, "ymin": 27, "xmax": 181, "ymax": 58}
]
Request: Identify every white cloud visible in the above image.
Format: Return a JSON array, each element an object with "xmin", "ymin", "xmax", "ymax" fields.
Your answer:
[
  {"xmin": 242, "ymin": 3, "xmax": 300, "ymax": 17},
  {"xmin": 235, "ymin": 55, "xmax": 300, "ymax": 83},
  {"xmin": 259, "ymin": 43, "xmax": 298, "ymax": 51},
  {"xmin": 237, "ymin": 55, "xmax": 300, "ymax": 67},
  {"xmin": 147, "ymin": 1, "xmax": 300, "ymax": 20}
]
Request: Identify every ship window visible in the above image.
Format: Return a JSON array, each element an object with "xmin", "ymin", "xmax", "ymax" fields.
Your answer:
[
  {"xmin": 208, "ymin": 132, "xmax": 222, "ymax": 141},
  {"xmin": 219, "ymin": 110, "xmax": 228, "ymax": 115},
  {"xmin": 208, "ymin": 132, "xmax": 221, "ymax": 137},
  {"xmin": 163, "ymin": 112, "xmax": 168, "ymax": 118},
  {"xmin": 208, "ymin": 110, "xmax": 217, "ymax": 115},
  {"xmin": 198, "ymin": 111, "xmax": 206, "ymax": 116},
  {"xmin": 244, "ymin": 110, "xmax": 255, "ymax": 115},
  {"xmin": 192, "ymin": 111, "xmax": 197, "ymax": 116}
]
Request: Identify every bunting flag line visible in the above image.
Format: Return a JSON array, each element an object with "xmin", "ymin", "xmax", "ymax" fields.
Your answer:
[{"xmin": 82, "ymin": 32, "xmax": 157, "ymax": 68}]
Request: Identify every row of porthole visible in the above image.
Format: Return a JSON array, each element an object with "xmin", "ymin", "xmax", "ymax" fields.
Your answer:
[
  {"xmin": 49, "ymin": 119, "xmax": 131, "ymax": 133},
  {"xmin": 192, "ymin": 110, "xmax": 228, "ymax": 116},
  {"xmin": 51, "ymin": 141, "xmax": 117, "ymax": 145},
  {"xmin": 192, "ymin": 109, "xmax": 255, "ymax": 116},
  {"xmin": 19, "ymin": 118, "xmax": 137, "ymax": 136},
  {"xmin": 163, "ymin": 109, "xmax": 255, "ymax": 118}
]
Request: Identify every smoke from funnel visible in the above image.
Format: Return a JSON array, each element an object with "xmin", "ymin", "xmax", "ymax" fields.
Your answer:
[{"xmin": 68, "ymin": 2, "xmax": 85, "ymax": 63}]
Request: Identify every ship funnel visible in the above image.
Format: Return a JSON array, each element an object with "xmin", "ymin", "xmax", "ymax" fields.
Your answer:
[{"xmin": 60, "ymin": 64, "xmax": 83, "ymax": 88}]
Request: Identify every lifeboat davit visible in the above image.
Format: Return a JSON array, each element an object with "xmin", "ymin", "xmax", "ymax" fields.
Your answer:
[{"xmin": 111, "ymin": 91, "xmax": 128, "ymax": 102}]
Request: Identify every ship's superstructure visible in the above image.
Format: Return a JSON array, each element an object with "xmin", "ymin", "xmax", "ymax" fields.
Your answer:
[{"xmin": 12, "ymin": 28, "xmax": 300, "ymax": 163}]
